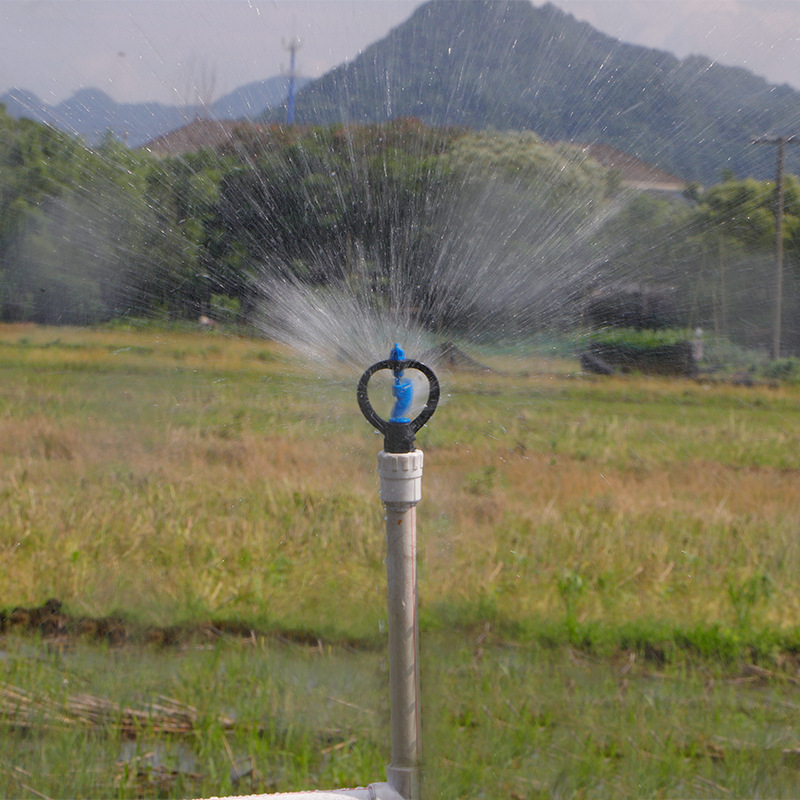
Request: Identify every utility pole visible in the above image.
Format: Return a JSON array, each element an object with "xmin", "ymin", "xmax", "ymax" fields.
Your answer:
[
  {"xmin": 283, "ymin": 37, "xmax": 301, "ymax": 125},
  {"xmin": 752, "ymin": 135, "xmax": 798, "ymax": 359}
]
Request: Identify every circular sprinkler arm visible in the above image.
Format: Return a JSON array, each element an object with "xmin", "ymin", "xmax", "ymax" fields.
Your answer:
[{"xmin": 357, "ymin": 346, "xmax": 440, "ymax": 454}]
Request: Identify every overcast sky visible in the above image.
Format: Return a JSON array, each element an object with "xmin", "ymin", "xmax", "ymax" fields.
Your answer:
[{"xmin": 2, "ymin": 0, "xmax": 799, "ymax": 106}]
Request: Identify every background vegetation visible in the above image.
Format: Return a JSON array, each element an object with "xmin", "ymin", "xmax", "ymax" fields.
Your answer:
[{"xmin": 2, "ymin": 108, "xmax": 800, "ymax": 353}]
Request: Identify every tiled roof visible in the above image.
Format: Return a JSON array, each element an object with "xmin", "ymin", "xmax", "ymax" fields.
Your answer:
[
  {"xmin": 579, "ymin": 143, "xmax": 687, "ymax": 191},
  {"xmin": 141, "ymin": 118, "xmax": 268, "ymax": 157}
]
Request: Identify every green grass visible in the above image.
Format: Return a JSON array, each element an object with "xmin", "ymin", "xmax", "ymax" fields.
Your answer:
[
  {"xmin": 4, "ymin": 633, "xmax": 800, "ymax": 798},
  {"xmin": 424, "ymin": 635, "xmax": 800, "ymax": 799},
  {"xmin": 0, "ymin": 633, "xmax": 387, "ymax": 798},
  {"xmin": 2, "ymin": 323, "xmax": 800, "ymax": 797}
]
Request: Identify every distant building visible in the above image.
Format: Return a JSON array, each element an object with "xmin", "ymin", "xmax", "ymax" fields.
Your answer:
[
  {"xmin": 141, "ymin": 118, "xmax": 269, "ymax": 158},
  {"xmin": 577, "ymin": 143, "xmax": 687, "ymax": 193}
]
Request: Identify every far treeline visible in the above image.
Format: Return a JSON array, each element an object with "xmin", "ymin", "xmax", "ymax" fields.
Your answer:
[{"xmin": 1, "ymin": 108, "xmax": 800, "ymax": 353}]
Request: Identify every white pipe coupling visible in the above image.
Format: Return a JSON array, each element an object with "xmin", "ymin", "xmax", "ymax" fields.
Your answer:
[{"xmin": 377, "ymin": 450, "xmax": 424, "ymax": 509}]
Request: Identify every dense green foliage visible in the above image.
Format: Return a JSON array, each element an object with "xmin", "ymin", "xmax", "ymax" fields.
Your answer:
[
  {"xmin": 0, "ymin": 115, "xmax": 193, "ymax": 324},
  {"xmin": 2, "ymin": 106, "xmax": 800, "ymax": 351},
  {"xmin": 0, "ymin": 111, "xmax": 618, "ymax": 331},
  {"xmin": 587, "ymin": 327, "xmax": 693, "ymax": 349}
]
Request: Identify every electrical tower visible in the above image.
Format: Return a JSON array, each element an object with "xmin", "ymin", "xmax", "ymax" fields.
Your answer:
[{"xmin": 283, "ymin": 37, "xmax": 301, "ymax": 125}]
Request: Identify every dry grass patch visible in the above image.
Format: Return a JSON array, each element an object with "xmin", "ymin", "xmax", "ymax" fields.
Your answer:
[
  {"xmin": 2, "ymin": 324, "xmax": 800, "ymax": 641},
  {"xmin": 420, "ymin": 447, "xmax": 800, "ymax": 628}
]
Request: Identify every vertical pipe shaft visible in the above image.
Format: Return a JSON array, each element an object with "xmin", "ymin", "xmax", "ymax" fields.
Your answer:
[
  {"xmin": 378, "ymin": 451, "xmax": 424, "ymax": 800},
  {"xmin": 772, "ymin": 137, "xmax": 786, "ymax": 360},
  {"xmin": 385, "ymin": 503, "xmax": 421, "ymax": 798},
  {"xmin": 287, "ymin": 43, "xmax": 296, "ymax": 126}
]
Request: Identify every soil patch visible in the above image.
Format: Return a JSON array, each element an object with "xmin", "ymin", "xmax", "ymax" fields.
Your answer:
[{"xmin": 0, "ymin": 599, "xmax": 375, "ymax": 650}]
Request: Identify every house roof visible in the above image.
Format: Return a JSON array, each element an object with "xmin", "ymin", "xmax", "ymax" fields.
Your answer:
[
  {"xmin": 578, "ymin": 143, "xmax": 687, "ymax": 192},
  {"xmin": 141, "ymin": 118, "xmax": 269, "ymax": 157}
]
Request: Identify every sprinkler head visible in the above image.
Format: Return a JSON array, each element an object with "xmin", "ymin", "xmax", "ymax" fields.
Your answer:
[{"xmin": 357, "ymin": 345, "xmax": 440, "ymax": 453}]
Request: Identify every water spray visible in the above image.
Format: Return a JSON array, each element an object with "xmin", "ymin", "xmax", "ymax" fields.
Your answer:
[{"xmin": 357, "ymin": 344, "xmax": 439, "ymax": 799}]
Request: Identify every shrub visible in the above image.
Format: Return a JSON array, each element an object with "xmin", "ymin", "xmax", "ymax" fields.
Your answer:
[
  {"xmin": 762, "ymin": 357, "xmax": 800, "ymax": 383},
  {"xmin": 581, "ymin": 328, "xmax": 696, "ymax": 376}
]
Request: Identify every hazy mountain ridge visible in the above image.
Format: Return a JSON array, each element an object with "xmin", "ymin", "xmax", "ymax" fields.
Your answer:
[
  {"xmin": 273, "ymin": 0, "xmax": 800, "ymax": 183},
  {"xmin": 0, "ymin": 77, "xmax": 306, "ymax": 147}
]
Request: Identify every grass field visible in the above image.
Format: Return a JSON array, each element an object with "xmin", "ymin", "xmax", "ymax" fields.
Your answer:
[{"xmin": 1, "ymin": 323, "xmax": 800, "ymax": 798}]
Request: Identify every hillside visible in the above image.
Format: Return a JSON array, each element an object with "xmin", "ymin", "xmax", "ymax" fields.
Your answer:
[
  {"xmin": 275, "ymin": 0, "xmax": 800, "ymax": 184},
  {"xmin": 0, "ymin": 77, "xmax": 305, "ymax": 147}
]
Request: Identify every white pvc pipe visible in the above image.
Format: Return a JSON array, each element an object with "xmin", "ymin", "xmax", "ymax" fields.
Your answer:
[
  {"xmin": 377, "ymin": 449, "xmax": 424, "ymax": 800},
  {"xmin": 203, "ymin": 452, "xmax": 424, "ymax": 800}
]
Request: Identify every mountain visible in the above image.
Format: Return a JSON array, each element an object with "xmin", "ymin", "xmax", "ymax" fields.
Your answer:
[
  {"xmin": 210, "ymin": 77, "xmax": 310, "ymax": 120},
  {"xmin": 0, "ymin": 76, "xmax": 306, "ymax": 147},
  {"xmin": 2, "ymin": 87, "xmax": 188, "ymax": 146},
  {"xmin": 274, "ymin": 0, "xmax": 800, "ymax": 184}
]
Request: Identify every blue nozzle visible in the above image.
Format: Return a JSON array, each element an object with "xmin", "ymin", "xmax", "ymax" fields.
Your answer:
[
  {"xmin": 389, "ymin": 342, "xmax": 405, "ymax": 365},
  {"xmin": 389, "ymin": 343, "xmax": 413, "ymax": 423}
]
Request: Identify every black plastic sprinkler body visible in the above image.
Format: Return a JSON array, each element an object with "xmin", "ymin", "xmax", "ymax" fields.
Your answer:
[{"xmin": 357, "ymin": 343, "xmax": 440, "ymax": 453}]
